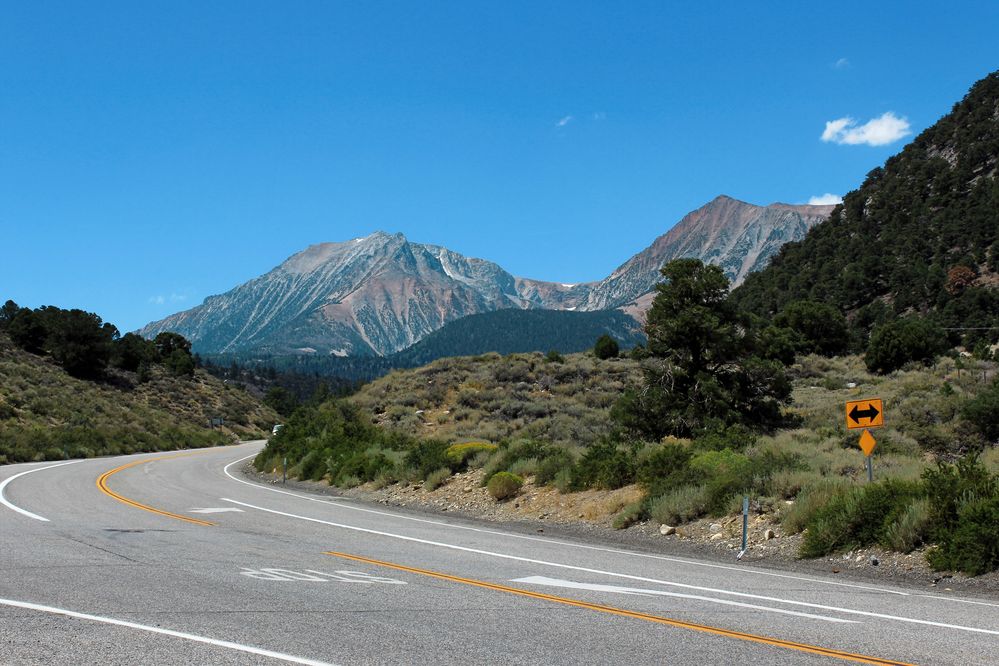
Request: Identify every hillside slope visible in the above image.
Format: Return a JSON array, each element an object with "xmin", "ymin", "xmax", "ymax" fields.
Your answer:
[
  {"xmin": 734, "ymin": 70, "xmax": 999, "ymax": 335},
  {"xmin": 0, "ymin": 333, "xmax": 277, "ymax": 463}
]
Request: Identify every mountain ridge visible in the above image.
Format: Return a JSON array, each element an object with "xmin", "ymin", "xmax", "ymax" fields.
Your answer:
[{"xmin": 141, "ymin": 196, "xmax": 833, "ymax": 356}]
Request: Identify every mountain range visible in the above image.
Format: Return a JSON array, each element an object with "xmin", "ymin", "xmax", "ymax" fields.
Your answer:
[{"xmin": 141, "ymin": 196, "xmax": 834, "ymax": 356}]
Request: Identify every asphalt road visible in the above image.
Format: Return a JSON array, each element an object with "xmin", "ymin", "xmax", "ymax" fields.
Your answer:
[{"xmin": 2, "ymin": 442, "xmax": 998, "ymax": 665}]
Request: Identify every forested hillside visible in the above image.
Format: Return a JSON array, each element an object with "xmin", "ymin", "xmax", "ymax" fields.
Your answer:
[
  {"xmin": 0, "ymin": 301, "xmax": 277, "ymax": 462},
  {"xmin": 734, "ymin": 71, "xmax": 999, "ymax": 346},
  {"xmin": 391, "ymin": 308, "xmax": 644, "ymax": 367},
  {"xmin": 217, "ymin": 308, "xmax": 644, "ymax": 383}
]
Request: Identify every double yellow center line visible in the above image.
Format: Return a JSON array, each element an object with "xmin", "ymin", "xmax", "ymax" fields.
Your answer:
[
  {"xmin": 96, "ymin": 453, "xmax": 215, "ymax": 526},
  {"xmin": 324, "ymin": 551, "xmax": 913, "ymax": 666}
]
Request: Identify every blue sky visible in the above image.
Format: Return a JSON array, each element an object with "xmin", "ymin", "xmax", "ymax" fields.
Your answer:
[{"xmin": 2, "ymin": 2, "xmax": 997, "ymax": 332}]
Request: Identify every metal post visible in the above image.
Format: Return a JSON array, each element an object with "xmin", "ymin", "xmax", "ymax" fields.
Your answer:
[
  {"xmin": 283, "ymin": 457, "xmax": 287, "ymax": 484},
  {"xmin": 737, "ymin": 495, "xmax": 749, "ymax": 560},
  {"xmin": 866, "ymin": 455, "xmax": 873, "ymax": 482}
]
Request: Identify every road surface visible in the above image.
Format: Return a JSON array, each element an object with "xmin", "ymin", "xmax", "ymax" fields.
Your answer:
[{"xmin": 2, "ymin": 442, "xmax": 998, "ymax": 664}]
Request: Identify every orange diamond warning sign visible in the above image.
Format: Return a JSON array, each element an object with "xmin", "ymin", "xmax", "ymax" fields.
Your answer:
[
  {"xmin": 859, "ymin": 429, "xmax": 877, "ymax": 456},
  {"xmin": 846, "ymin": 398, "xmax": 884, "ymax": 430}
]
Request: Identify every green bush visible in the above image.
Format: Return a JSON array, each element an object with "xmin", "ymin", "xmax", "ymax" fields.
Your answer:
[
  {"xmin": 800, "ymin": 479, "xmax": 924, "ymax": 558},
  {"xmin": 612, "ymin": 501, "xmax": 645, "ymax": 529},
  {"xmin": 882, "ymin": 498, "xmax": 932, "ymax": 553},
  {"xmin": 445, "ymin": 441, "xmax": 498, "ymax": 468},
  {"xmin": 594, "ymin": 335, "xmax": 619, "ymax": 360},
  {"xmin": 780, "ymin": 478, "xmax": 854, "ymax": 533},
  {"xmin": 636, "ymin": 443, "xmax": 702, "ymax": 498},
  {"xmin": 689, "ymin": 449, "xmax": 755, "ymax": 515},
  {"xmin": 864, "ymin": 317, "xmax": 948, "ymax": 374},
  {"xmin": 961, "ymin": 381, "xmax": 999, "ymax": 443},
  {"xmin": 404, "ymin": 439, "xmax": 453, "ymax": 479},
  {"xmin": 570, "ymin": 441, "xmax": 635, "ymax": 490},
  {"xmin": 649, "ymin": 485, "xmax": 710, "ymax": 525},
  {"xmin": 927, "ymin": 497, "xmax": 999, "ymax": 575},
  {"xmin": 425, "ymin": 467, "xmax": 453, "ymax": 491},
  {"xmin": 487, "ymin": 471, "xmax": 523, "ymax": 500},
  {"xmin": 535, "ymin": 448, "xmax": 575, "ymax": 486}
]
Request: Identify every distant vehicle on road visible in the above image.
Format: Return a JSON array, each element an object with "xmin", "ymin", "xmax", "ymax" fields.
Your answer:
[{"xmin": 272, "ymin": 424, "xmax": 283, "ymax": 436}]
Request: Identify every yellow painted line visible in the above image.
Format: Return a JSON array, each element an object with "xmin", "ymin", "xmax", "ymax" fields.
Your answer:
[
  {"xmin": 96, "ymin": 453, "xmax": 215, "ymax": 526},
  {"xmin": 324, "ymin": 551, "xmax": 913, "ymax": 666}
]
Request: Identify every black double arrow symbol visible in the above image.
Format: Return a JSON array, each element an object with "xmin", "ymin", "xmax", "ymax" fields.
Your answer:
[{"xmin": 848, "ymin": 403, "xmax": 880, "ymax": 425}]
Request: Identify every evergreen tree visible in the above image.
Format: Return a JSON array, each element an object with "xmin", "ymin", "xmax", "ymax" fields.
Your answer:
[
  {"xmin": 613, "ymin": 259, "xmax": 791, "ymax": 439},
  {"xmin": 593, "ymin": 334, "xmax": 619, "ymax": 360}
]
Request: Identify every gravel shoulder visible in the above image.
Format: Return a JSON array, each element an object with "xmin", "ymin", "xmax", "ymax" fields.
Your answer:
[{"xmin": 241, "ymin": 463, "xmax": 999, "ymax": 600}]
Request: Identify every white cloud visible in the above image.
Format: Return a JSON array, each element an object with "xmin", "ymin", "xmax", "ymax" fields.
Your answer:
[
  {"xmin": 833, "ymin": 57, "xmax": 850, "ymax": 69},
  {"xmin": 821, "ymin": 112, "xmax": 911, "ymax": 146},
  {"xmin": 149, "ymin": 293, "xmax": 188, "ymax": 305},
  {"xmin": 807, "ymin": 193, "xmax": 843, "ymax": 205},
  {"xmin": 556, "ymin": 115, "xmax": 573, "ymax": 128},
  {"xmin": 592, "ymin": 111, "xmax": 606, "ymax": 121}
]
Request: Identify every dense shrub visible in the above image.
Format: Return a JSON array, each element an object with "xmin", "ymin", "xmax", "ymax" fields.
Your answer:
[
  {"xmin": 570, "ymin": 441, "xmax": 635, "ymax": 490},
  {"xmin": 594, "ymin": 335, "xmax": 619, "ymax": 360},
  {"xmin": 487, "ymin": 471, "xmax": 523, "ymax": 500},
  {"xmin": 865, "ymin": 317, "xmax": 948, "ymax": 374},
  {"xmin": 773, "ymin": 300, "xmax": 852, "ymax": 357},
  {"xmin": 689, "ymin": 449, "xmax": 756, "ymax": 515},
  {"xmin": 800, "ymin": 479, "xmax": 924, "ymax": 558},
  {"xmin": 535, "ymin": 448, "xmax": 575, "ymax": 486},
  {"xmin": 425, "ymin": 467, "xmax": 453, "ymax": 491},
  {"xmin": 927, "ymin": 497, "xmax": 999, "ymax": 575},
  {"xmin": 404, "ymin": 439, "xmax": 453, "ymax": 479},
  {"xmin": 960, "ymin": 380, "xmax": 999, "ymax": 442},
  {"xmin": 649, "ymin": 485, "xmax": 710, "ymax": 526},
  {"xmin": 445, "ymin": 441, "xmax": 498, "ymax": 468},
  {"xmin": 255, "ymin": 399, "xmax": 414, "ymax": 483}
]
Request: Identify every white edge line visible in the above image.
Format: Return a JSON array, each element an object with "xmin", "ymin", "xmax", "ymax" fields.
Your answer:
[
  {"xmin": 221, "ymin": 452, "xmax": 911, "ymax": 597},
  {"xmin": 0, "ymin": 597, "xmax": 337, "ymax": 666},
  {"xmin": 220, "ymin": 496, "xmax": 999, "ymax": 637},
  {"xmin": 0, "ymin": 460, "xmax": 83, "ymax": 522}
]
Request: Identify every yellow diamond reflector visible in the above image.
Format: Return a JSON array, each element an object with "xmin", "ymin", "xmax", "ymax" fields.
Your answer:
[{"xmin": 859, "ymin": 429, "xmax": 876, "ymax": 456}]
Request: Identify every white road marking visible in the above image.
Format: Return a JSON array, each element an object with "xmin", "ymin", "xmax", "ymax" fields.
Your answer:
[
  {"xmin": 0, "ymin": 597, "xmax": 338, "ymax": 665},
  {"xmin": 190, "ymin": 507, "xmax": 244, "ymax": 514},
  {"xmin": 511, "ymin": 576, "xmax": 855, "ymax": 623},
  {"xmin": 239, "ymin": 567, "xmax": 406, "ymax": 584},
  {"xmin": 220, "ymin": 453, "xmax": 910, "ymax": 598},
  {"xmin": 221, "ymin": 496, "xmax": 999, "ymax": 636},
  {"xmin": 0, "ymin": 460, "xmax": 82, "ymax": 522}
]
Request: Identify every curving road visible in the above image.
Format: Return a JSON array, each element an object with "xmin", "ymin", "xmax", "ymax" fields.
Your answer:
[{"xmin": 2, "ymin": 442, "xmax": 998, "ymax": 665}]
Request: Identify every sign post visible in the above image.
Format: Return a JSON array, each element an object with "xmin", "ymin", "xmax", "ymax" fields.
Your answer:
[{"xmin": 846, "ymin": 399, "xmax": 884, "ymax": 482}]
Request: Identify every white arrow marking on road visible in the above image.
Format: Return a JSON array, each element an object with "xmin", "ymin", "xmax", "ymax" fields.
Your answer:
[
  {"xmin": 190, "ymin": 507, "xmax": 244, "ymax": 514},
  {"xmin": 512, "ymin": 576, "xmax": 857, "ymax": 624}
]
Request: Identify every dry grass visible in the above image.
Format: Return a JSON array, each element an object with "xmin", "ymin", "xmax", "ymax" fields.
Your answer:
[
  {"xmin": 0, "ymin": 334, "xmax": 277, "ymax": 462},
  {"xmin": 350, "ymin": 351, "xmax": 642, "ymax": 448}
]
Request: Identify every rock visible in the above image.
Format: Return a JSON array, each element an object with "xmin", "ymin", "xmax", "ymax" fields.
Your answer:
[
  {"xmin": 764, "ymin": 529, "xmax": 776, "ymax": 540},
  {"xmin": 870, "ymin": 556, "xmax": 880, "ymax": 567},
  {"xmin": 710, "ymin": 533, "xmax": 725, "ymax": 541},
  {"xmin": 709, "ymin": 523, "xmax": 723, "ymax": 533},
  {"xmin": 660, "ymin": 525, "xmax": 676, "ymax": 536}
]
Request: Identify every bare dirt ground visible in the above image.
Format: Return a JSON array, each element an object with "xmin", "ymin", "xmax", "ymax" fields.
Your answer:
[{"xmin": 245, "ymin": 464, "xmax": 999, "ymax": 599}]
